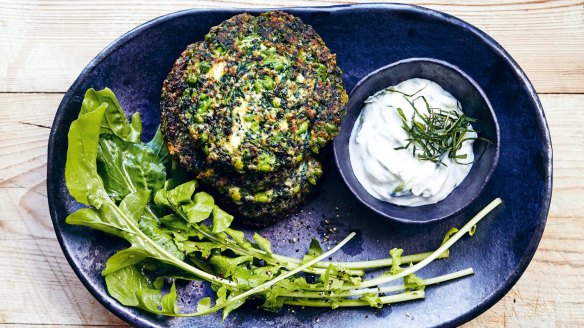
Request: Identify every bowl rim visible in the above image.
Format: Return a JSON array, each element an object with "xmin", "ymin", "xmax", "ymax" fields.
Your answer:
[{"xmin": 334, "ymin": 57, "xmax": 501, "ymax": 224}]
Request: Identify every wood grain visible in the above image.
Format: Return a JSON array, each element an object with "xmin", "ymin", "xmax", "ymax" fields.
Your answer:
[
  {"xmin": 0, "ymin": 0, "xmax": 583, "ymax": 93},
  {"xmin": 0, "ymin": 239, "xmax": 125, "ymax": 325},
  {"xmin": 0, "ymin": 93, "xmax": 582, "ymax": 326}
]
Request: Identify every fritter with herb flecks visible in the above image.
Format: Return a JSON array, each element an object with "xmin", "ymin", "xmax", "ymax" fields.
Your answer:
[
  {"xmin": 160, "ymin": 12, "xmax": 346, "ymax": 225},
  {"xmin": 199, "ymin": 157, "xmax": 323, "ymax": 225}
]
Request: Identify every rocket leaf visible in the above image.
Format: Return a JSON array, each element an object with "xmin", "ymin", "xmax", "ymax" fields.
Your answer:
[
  {"xmin": 80, "ymin": 88, "xmax": 141, "ymax": 142},
  {"xmin": 104, "ymin": 265, "xmax": 180, "ymax": 315}
]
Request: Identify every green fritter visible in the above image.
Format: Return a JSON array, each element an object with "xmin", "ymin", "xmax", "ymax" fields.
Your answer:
[
  {"xmin": 160, "ymin": 12, "xmax": 346, "ymax": 224},
  {"xmin": 162, "ymin": 41, "xmax": 306, "ymax": 192},
  {"xmin": 162, "ymin": 11, "xmax": 347, "ymax": 173},
  {"xmin": 198, "ymin": 156, "xmax": 322, "ymax": 202},
  {"xmin": 158, "ymin": 133, "xmax": 323, "ymax": 225},
  {"xmin": 161, "ymin": 41, "xmax": 322, "ymax": 212},
  {"xmin": 201, "ymin": 158, "xmax": 323, "ymax": 224},
  {"xmin": 161, "ymin": 42, "xmax": 208, "ymax": 173}
]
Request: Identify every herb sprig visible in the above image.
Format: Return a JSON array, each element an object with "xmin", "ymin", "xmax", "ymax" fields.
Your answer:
[{"xmin": 390, "ymin": 88, "xmax": 487, "ymax": 166}]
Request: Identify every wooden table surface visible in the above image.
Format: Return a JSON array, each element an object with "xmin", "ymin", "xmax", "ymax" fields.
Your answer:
[{"xmin": 1, "ymin": 1, "xmax": 583, "ymax": 327}]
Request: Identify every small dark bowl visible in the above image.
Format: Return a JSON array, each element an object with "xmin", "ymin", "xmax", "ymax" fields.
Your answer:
[{"xmin": 334, "ymin": 58, "xmax": 500, "ymax": 224}]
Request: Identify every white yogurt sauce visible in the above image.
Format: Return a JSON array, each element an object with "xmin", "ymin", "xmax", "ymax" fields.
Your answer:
[{"xmin": 349, "ymin": 78, "xmax": 476, "ymax": 206}]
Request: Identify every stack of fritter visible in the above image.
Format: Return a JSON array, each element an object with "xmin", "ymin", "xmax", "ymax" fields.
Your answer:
[{"xmin": 160, "ymin": 11, "xmax": 347, "ymax": 225}]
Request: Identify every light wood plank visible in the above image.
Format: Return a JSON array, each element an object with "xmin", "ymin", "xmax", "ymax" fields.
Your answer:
[
  {"xmin": 0, "ymin": 0, "xmax": 583, "ymax": 93},
  {"xmin": 545, "ymin": 94, "xmax": 584, "ymax": 220},
  {"xmin": 464, "ymin": 217, "xmax": 584, "ymax": 328},
  {"xmin": 0, "ymin": 94, "xmax": 55, "ymax": 191},
  {"xmin": 0, "ymin": 238, "xmax": 125, "ymax": 325},
  {"xmin": 0, "ymin": 92, "xmax": 582, "ymax": 325}
]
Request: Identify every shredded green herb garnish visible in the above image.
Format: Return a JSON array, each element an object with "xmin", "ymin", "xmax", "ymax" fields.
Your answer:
[{"xmin": 392, "ymin": 89, "xmax": 488, "ymax": 166}]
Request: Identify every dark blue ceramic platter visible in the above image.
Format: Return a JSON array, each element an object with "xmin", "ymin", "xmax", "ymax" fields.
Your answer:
[{"xmin": 47, "ymin": 4, "xmax": 552, "ymax": 328}]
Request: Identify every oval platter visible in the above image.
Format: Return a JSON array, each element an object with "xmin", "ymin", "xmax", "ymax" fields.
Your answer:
[{"xmin": 47, "ymin": 4, "xmax": 552, "ymax": 328}]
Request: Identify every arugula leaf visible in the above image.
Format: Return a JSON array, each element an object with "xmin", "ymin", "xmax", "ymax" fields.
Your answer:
[
  {"xmin": 253, "ymin": 233, "xmax": 272, "ymax": 255},
  {"xmin": 232, "ymin": 266, "xmax": 279, "ymax": 290},
  {"xmin": 180, "ymin": 241, "xmax": 224, "ymax": 259},
  {"xmin": 211, "ymin": 206, "xmax": 234, "ymax": 233},
  {"xmin": 154, "ymin": 182, "xmax": 294, "ymax": 276},
  {"xmin": 65, "ymin": 105, "xmax": 109, "ymax": 207},
  {"xmin": 139, "ymin": 216, "xmax": 185, "ymax": 260},
  {"xmin": 266, "ymin": 277, "xmax": 314, "ymax": 295},
  {"xmin": 209, "ymin": 255, "xmax": 254, "ymax": 278},
  {"xmin": 197, "ymin": 297, "xmax": 212, "ymax": 313},
  {"xmin": 147, "ymin": 128, "xmax": 170, "ymax": 166},
  {"xmin": 389, "ymin": 248, "xmax": 404, "ymax": 275},
  {"xmin": 80, "ymin": 88, "xmax": 141, "ymax": 142},
  {"xmin": 360, "ymin": 293, "xmax": 383, "ymax": 309},
  {"xmin": 160, "ymin": 214, "xmax": 190, "ymax": 232},
  {"xmin": 185, "ymin": 192, "xmax": 215, "ymax": 223},
  {"xmin": 441, "ymin": 228, "xmax": 459, "ymax": 257},
  {"xmin": 154, "ymin": 181, "xmax": 218, "ymax": 230},
  {"xmin": 154, "ymin": 180, "xmax": 174, "ymax": 207},
  {"xmin": 72, "ymin": 88, "xmax": 164, "ymax": 203},
  {"xmin": 118, "ymin": 189, "xmax": 150, "ymax": 221},
  {"xmin": 308, "ymin": 239, "xmax": 323, "ymax": 257},
  {"xmin": 261, "ymin": 283, "xmax": 288, "ymax": 312},
  {"xmin": 318, "ymin": 264, "xmax": 361, "ymax": 290},
  {"xmin": 159, "ymin": 214, "xmax": 203, "ymax": 242},
  {"xmin": 224, "ymin": 228, "xmax": 250, "ymax": 249},
  {"xmin": 215, "ymin": 285, "xmax": 247, "ymax": 320},
  {"xmin": 154, "ymin": 180, "xmax": 216, "ymax": 227},
  {"xmin": 66, "ymin": 191, "xmax": 185, "ymax": 269},
  {"xmin": 404, "ymin": 271, "xmax": 426, "ymax": 291},
  {"xmin": 161, "ymin": 282, "xmax": 180, "ymax": 314},
  {"xmin": 97, "ymin": 134, "xmax": 166, "ymax": 201},
  {"xmin": 302, "ymin": 238, "xmax": 323, "ymax": 263},
  {"xmin": 167, "ymin": 180, "xmax": 198, "ymax": 207},
  {"xmin": 104, "ymin": 265, "xmax": 180, "ymax": 315},
  {"xmin": 442, "ymin": 228, "xmax": 459, "ymax": 244},
  {"xmin": 188, "ymin": 255, "xmax": 216, "ymax": 274},
  {"xmin": 66, "ymin": 206, "xmax": 124, "ymax": 238},
  {"xmin": 102, "ymin": 247, "xmax": 149, "ymax": 276}
]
